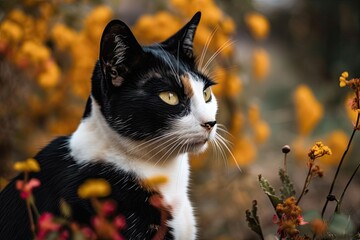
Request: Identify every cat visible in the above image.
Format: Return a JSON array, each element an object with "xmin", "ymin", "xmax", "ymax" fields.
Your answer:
[{"xmin": 0, "ymin": 11, "xmax": 218, "ymax": 240}]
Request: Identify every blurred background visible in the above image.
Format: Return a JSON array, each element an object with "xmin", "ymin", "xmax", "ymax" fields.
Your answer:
[{"xmin": 0, "ymin": 0, "xmax": 359, "ymax": 239}]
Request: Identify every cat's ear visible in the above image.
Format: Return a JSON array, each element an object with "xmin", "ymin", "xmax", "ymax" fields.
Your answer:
[
  {"xmin": 161, "ymin": 11, "xmax": 201, "ymax": 62},
  {"xmin": 100, "ymin": 20, "xmax": 143, "ymax": 87}
]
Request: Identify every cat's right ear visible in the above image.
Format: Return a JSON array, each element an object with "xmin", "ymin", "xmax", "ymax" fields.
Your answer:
[{"xmin": 100, "ymin": 20, "xmax": 143, "ymax": 87}]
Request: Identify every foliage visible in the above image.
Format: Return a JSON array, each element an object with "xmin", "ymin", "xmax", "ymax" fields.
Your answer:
[{"xmin": 246, "ymin": 72, "xmax": 360, "ymax": 239}]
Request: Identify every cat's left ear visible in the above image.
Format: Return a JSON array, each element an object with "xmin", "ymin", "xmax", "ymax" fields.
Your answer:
[
  {"xmin": 100, "ymin": 20, "xmax": 144, "ymax": 87},
  {"xmin": 161, "ymin": 11, "xmax": 201, "ymax": 63}
]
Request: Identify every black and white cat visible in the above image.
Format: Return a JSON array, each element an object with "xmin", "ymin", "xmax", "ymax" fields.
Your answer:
[{"xmin": 0, "ymin": 11, "xmax": 218, "ymax": 239}]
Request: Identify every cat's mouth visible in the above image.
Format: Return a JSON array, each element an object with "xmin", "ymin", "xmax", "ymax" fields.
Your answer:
[{"xmin": 186, "ymin": 138, "xmax": 209, "ymax": 153}]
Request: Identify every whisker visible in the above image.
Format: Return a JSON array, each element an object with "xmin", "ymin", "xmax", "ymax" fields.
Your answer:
[
  {"xmin": 216, "ymin": 133, "xmax": 241, "ymax": 172},
  {"xmin": 156, "ymin": 44, "xmax": 181, "ymax": 84},
  {"xmin": 202, "ymin": 39, "xmax": 237, "ymax": 73},
  {"xmin": 199, "ymin": 26, "xmax": 219, "ymax": 71}
]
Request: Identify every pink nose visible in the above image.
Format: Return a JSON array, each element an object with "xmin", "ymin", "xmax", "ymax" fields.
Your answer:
[{"xmin": 201, "ymin": 121, "xmax": 216, "ymax": 130}]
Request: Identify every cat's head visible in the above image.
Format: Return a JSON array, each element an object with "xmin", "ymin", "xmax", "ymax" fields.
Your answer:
[{"xmin": 90, "ymin": 12, "xmax": 217, "ymax": 156}]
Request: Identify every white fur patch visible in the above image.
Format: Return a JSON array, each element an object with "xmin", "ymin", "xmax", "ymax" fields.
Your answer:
[{"xmin": 70, "ymin": 97, "xmax": 198, "ymax": 239}]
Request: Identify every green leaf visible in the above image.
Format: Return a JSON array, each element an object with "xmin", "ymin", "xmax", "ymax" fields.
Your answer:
[
  {"xmin": 279, "ymin": 168, "xmax": 296, "ymax": 201},
  {"xmin": 328, "ymin": 213, "xmax": 354, "ymax": 236},
  {"xmin": 59, "ymin": 198, "xmax": 72, "ymax": 218},
  {"xmin": 245, "ymin": 200, "xmax": 264, "ymax": 240},
  {"xmin": 258, "ymin": 175, "xmax": 282, "ymax": 210}
]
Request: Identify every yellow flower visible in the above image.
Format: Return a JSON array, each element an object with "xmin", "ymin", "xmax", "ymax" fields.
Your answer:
[
  {"xmin": 7, "ymin": 9, "xmax": 28, "ymax": 25},
  {"xmin": 0, "ymin": 20, "xmax": 23, "ymax": 45},
  {"xmin": 84, "ymin": 6, "xmax": 113, "ymax": 44},
  {"xmin": 51, "ymin": 23, "xmax": 78, "ymax": 51},
  {"xmin": 341, "ymin": 71, "xmax": 349, "ymax": 78},
  {"xmin": 78, "ymin": 179, "xmax": 111, "ymax": 199},
  {"xmin": 37, "ymin": 60, "xmax": 60, "ymax": 88},
  {"xmin": 293, "ymin": 85, "xmax": 324, "ymax": 136},
  {"xmin": 141, "ymin": 175, "xmax": 168, "ymax": 190},
  {"xmin": 308, "ymin": 141, "xmax": 332, "ymax": 160},
  {"xmin": 253, "ymin": 120, "xmax": 270, "ymax": 144},
  {"xmin": 221, "ymin": 17, "xmax": 236, "ymax": 34},
  {"xmin": 248, "ymin": 104, "xmax": 261, "ymax": 125},
  {"xmin": 248, "ymin": 104, "xmax": 270, "ymax": 144},
  {"xmin": 18, "ymin": 40, "xmax": 51, "ymax": 67},
  {"xmin": 14, "ymin": 158, "xmax": 40, "ymax": 172},
  {"xmin": 320, "ymin": 130, "xmax": 348, "ymax": 165},
  {"xmin": 226, "ymin": 73, "xmax": 242, "ymax": 98},
  {"xmin": 339, "ymin": 73, "xmax": 348, "ymax": 87},
  {"xmin": 292, "ymin": 137, "xmax": 308, "ymax": 161},
  {"xmin": 252, "ymin": 48, "xmax": 270, "ymax": 81},
  {"xmin": 245, "ymin": 13, "xmax": 270, "ymax": 40},
  {"xmin": 232, "ymin": 137, "xmax": 256, "ymax": 166},
  {"xmin": 211, "ymin": 66, "xmax": 226, "ymax": 97},
  {"xmin": 230, "ymin": 111, "xmax": 245, "ymax": 135}
]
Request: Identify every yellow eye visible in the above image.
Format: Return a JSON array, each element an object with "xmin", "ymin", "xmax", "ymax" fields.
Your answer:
[
  {"xmin": 203, "ymin": 87, "xmax": 212, "ymax": 103},
  {"xmin": 159, "ymin": 91, "xmax": 179, "ymax": 105}
]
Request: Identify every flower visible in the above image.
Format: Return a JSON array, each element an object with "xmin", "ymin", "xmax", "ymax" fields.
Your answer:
[
  {"xmin": 245, "ymin": 13, "xmax": 270, "ymax": 40},
  {"xmin": 37, "ymin": 212, "xmax": 61, "ymax": 240},
  {"xmin": 78, "ymin": 178, "xmax": 111, "ymax": 199},
  {"xmin": 320, "ymin": 130, "xmax": 348, "ymax": 165},
  {"xmin": 252, "ymin": 47, "xmax": 270, "ymax": 80},
  {"xmin": 37, "ymin": 60, "xmax": 60, "ymax": 88},
  {"xmin": 274, "ymin": 197, "xmax": 308, "ymax": 238},
  {"xmin": 310, "ymin": 219, "xmax": 327, "ymax": 237},
  {"xmin": 141, "ymin": 175, "xmax": 168, "ymax": 190},
  {"xmin": 14, "ymin": 158, "xmax": 40, "ymax": 172},
  {"xmin": 232, "ymin": 137, "xmax": 257, "ymax": 166},
  {"xmin": 339, "ymin": 71, "xmax": 348, "ymax": 87},
  {"xmin": 308, "ymin": 141, "xmax": 332, "ymax": 160},
  {"xmin": 16, "ymin": 178, "xmax": 41, "ymax": 199},
  {"xmin": 293, "ymin": 85, "xmax": 324, "ymax": 136},
  {"xmin": 101, "ymin": 200, "xmax": 117, "ymax": 216}
]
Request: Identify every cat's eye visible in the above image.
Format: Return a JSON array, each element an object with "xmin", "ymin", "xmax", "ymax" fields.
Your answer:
[
  {"xmin": 159, "ymin": 91, "xmax": 179, "ymax": 105},
  {"xmin": 203, "ymin": 87, "xmax": 212, "ymax": 103}
]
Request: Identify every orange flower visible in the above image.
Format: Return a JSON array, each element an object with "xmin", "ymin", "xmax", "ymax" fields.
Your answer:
[
  {"xmin": 293, "ymin": 85, "xmax": 324, "ymax": 136},
  {"xmin": 245, "ymin": 13, "xmax": 270, "ymax": 40},
  {"xmin": 252, "ymin": 47, "xmax": 270, "ymax": 80}
]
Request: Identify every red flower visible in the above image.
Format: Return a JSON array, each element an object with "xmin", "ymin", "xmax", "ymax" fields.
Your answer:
[
  {"xmin": 113, "ymin": 215, "xmax": 126, "ymax": 229},
  {"xmin": 16, "ymin": 178, "xmax": 40, "ymax": 199},
  {"xmin": 36, "ymin": 212, "xmax": 61, "ymax": 240},
  {"xmin": 101, "ymin": 200, "xmax": 117, "ymax": 216}
]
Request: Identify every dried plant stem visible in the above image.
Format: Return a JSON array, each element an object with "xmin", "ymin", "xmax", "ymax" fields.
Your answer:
[
  {"xmin": 24, "ymin": 172, "xmax": 36, "ymax": 238},
  {"xmin": 296, "ymin": 163, "xmax": 313, "ymax": 205},
  {"xmin": 336, "ymin": 161, "xmax": 360, "ymax": 213},
  {"xmin": 320, "ymin": 110, "xmax": 359, "ymax": 218}
]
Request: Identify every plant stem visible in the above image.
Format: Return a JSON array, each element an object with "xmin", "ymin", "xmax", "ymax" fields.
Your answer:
[
  {"xmin": 336, "ymin": 161, "xmax": 360, "ymax": 213},
  {"xmin": 320, "ymin": 111, "xmax": 359, "ymax": 218},
  {"xmin": 296, "ymin": 162, "xmax": 313, "ymax": 205},
  {"xmin": 24, "ymin": 172, "xmax": 36, "ymax": 238},
  {"xmin": 283, "ymin": 153, "xmax": 288, "ymax": 174}
]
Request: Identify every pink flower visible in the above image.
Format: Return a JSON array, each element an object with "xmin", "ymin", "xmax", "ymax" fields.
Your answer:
[
  {"xmin": 36, "ymin": 212, "xmax": 61, "ymax": 240},
  {"xmin": 81, "ymin": 227, "xmax": 96, "ymax": 239},
  {"xmin": 16, "ymin": 178, "xmax": 40, "ymax": 199},
  {"xmin": 101, "ymin": 200, "xmax": 117, "ymax": 216},
  {"xmin": 113, "ymin": 215, "xmax": 126, "ymax": 229}
]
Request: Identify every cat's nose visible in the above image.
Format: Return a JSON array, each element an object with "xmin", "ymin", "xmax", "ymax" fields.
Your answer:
[{"xmin": 201, "ymin": 121, "xmax": 217, "ymax": 130}]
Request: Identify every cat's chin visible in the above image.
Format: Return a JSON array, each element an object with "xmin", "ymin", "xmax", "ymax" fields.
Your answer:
[{"xmin": 187, "ymin": 141, "xmax": 208, "ymax": 153}]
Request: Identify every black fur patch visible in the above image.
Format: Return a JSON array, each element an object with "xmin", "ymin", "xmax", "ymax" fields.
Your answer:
[{"xmin": 0, "ymin": 137, "xmax": 174, "ymax": 239}]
